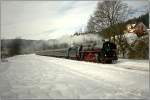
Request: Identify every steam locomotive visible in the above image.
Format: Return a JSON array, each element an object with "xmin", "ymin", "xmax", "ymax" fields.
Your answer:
[{"xmin": 36, "ymin": 40, "xmax": 118, "ymax": 64}]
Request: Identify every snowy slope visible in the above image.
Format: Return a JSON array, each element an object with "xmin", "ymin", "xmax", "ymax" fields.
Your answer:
[{"xmin": 0, "ymin": 54, "xmax": 149, "ymax": 99}]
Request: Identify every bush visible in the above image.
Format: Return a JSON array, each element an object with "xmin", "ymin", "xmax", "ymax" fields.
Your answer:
[{"xmin": 127, "ymin": 40, "xmax": 148, "ymax": 59}]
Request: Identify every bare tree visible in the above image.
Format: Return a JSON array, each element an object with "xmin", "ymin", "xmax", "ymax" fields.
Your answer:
[
  {"xmin": 87, "ymin": 0, "xmax": 128, "ymax": 33},
  {"xmin": 87, "ymin": 16, "xmax": 97, "ymax": 33},
  {"xmin": 86, "ymin": 0, "xmax": 129, "ymax": 58}
]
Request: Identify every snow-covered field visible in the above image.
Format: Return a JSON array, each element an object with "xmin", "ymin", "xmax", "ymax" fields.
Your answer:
[{"xmin": 0, "ymin": 54, "xmax": 149, "ymax": 99}]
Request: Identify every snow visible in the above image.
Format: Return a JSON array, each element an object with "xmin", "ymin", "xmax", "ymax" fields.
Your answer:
[
  {"xmin": 0, "ymin": 54, "xmax": 149, "ymax": 99},
  {"xmin": 124, "ymin": 32, "xmax": 138, "ymax": 44}
]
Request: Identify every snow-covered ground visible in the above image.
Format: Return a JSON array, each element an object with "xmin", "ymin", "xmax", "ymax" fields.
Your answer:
[{"xmin": 0, "ymin": 54, "xmax": 149, "ymax": 99}]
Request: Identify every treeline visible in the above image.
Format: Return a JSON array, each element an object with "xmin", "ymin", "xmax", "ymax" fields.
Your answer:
[
  {"xmin": 96, "ymin": 13, "xmax": 149, "ymax": 59},
  {"xmin": 126, "ymin": 13, "xmax": 149, "ymax": 28},
  {"xmin": 1, "ymin": 38, "xmax": 69, "ymax": 58},
  {"xmin": 100, "ymin": 13, "xmax": 149, "ymax": 39}
]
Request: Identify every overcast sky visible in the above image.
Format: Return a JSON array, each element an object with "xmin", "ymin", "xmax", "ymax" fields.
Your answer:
[{"xmin": 1, "ymin": 0, "xmax": 149, "ymax": 40}]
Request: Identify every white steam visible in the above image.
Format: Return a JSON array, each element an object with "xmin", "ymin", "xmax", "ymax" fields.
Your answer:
[{"xmin": 57, "ymin": 34, "xmax": 103, "ymax": 47}]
